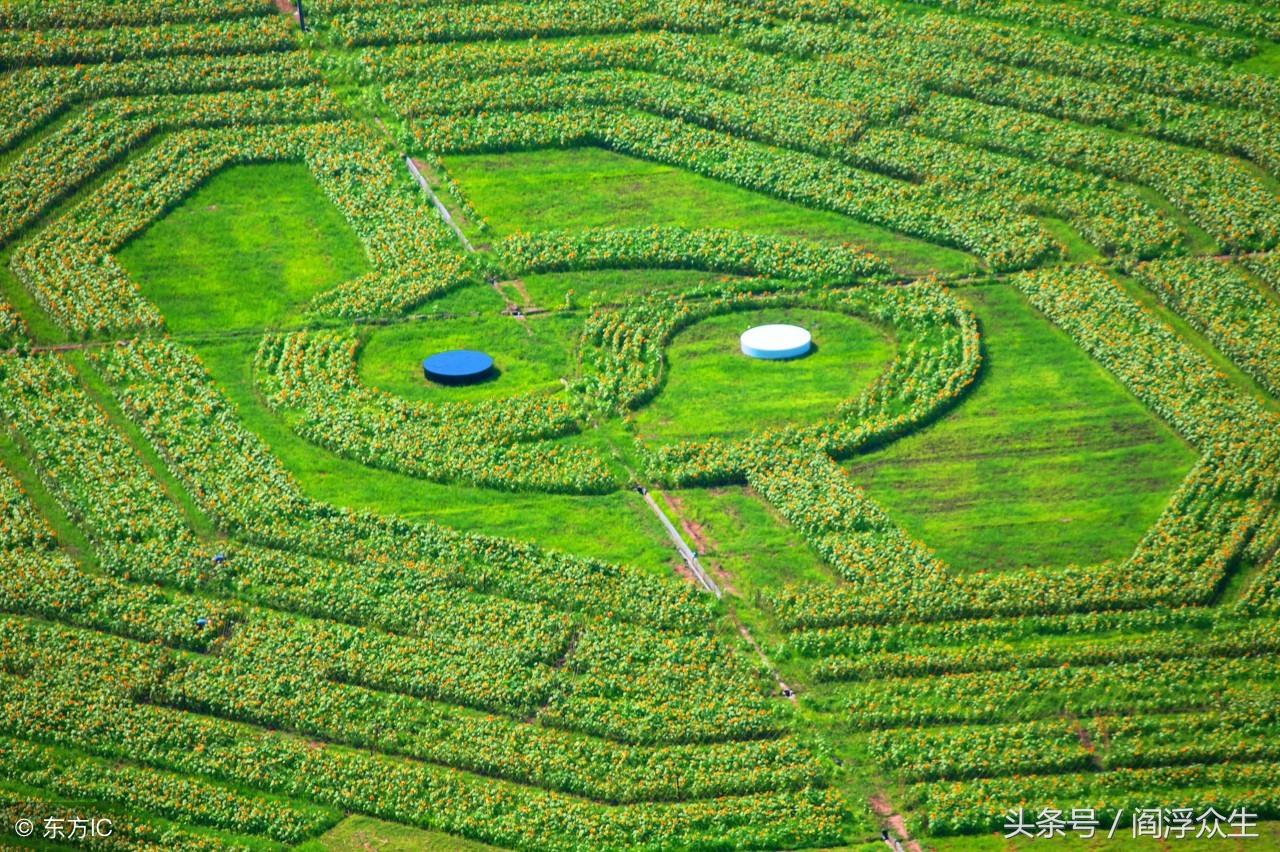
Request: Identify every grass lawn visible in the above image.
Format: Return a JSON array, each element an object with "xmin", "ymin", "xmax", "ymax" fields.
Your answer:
[
  {"xmin": 359, "ymin": 311, "xmax": 577, "ymax": 404},
  {"xmin": 117, "ymin": 162, "xmax": 370, "ymax": 334},
  {"xmin": 190, "ymin": 335, "xmax": 675, "ymax": 573},
  {"xmin": 845, "ymin": 284, "xmax": 1197, "ymax": 573},
  {"xmin": 634, "ymin": 307, "xmax": 895, "ymax": 446},
  {"xmin": 444, "ymin": 146, "xmax": 977, "ymax": 276},
  {"xmin": 298, "ymin": 815, "xmax": 504, "ymax": 851}
]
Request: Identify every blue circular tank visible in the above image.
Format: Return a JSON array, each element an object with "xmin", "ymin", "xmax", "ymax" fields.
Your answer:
[{"xmin": 423, "ymin": 350, "xmax": 495, "ymax": 385}]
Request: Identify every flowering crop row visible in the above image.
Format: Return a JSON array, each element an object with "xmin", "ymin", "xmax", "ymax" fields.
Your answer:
[
  {"xmin": 868, "ymin": 702, "xmax": 1280, "ymax": 783},
  {"xmin": 0, "ymin": 0, "xmax": 270, "ymax": 29},
  {"xmin": 164, "ymin": 652, "xmax": 819, "ymax": 803},
  {"xmin": 256, "ymin": 330, "xmax": 616, "ymax": 493},
  {"xmin": 0, "ymin": 85, "xmax": 342, "ymax": 244},
  {"xmin": 908, "ymin": 96, "xmax": 1280, "ymax": 252},
  {"xmin": 0, "ymin": 546, "xmax": 808, "ymax": 803},
  {"xmin": 1, "ymin": 648, "xmax": 846, "ymax": 850},
  {"xmin": 810, "ymin": 618, "xmax": 1280, "ymax": 682},
  {"xmin": 749, "ymin": 0, "xmax": 1260, "ymax": 60},
  {"xmin": 353, "ymin": 29, "xmax": 921, "ymax": 132},
  {"xmin": 0, "ymin": 735, "xmax": 340, "ymax": 844},
  {"xmin": 0, "ymin": 544, "xmax": 803, "ymax": 801},
  {"xmin": 784, "ymin": 605, "xmax": 1220, "ymax": 658},
  {"xmin": 749, "ymin": 13, "xmax": 1280, "ymax": 116},
  {"xmin": 0, "ymin": 465, "xmax": 53, "ymax": 552},
  {"xmin": 834, "ymin": 654, "xmax": 1280, "ymax": 729},
  {"xmin": 500, "ymin": 225, "xmax": 889, "ymax": 284},
  {"xmin": 0, "ymin": 16, "xmax": 295, "ymax": 69},
  {"xmin": 914, "ymin": 761, "xmax": 1280, "ymax": 835},
  {"xmin": 410, "ymin": 109, "xmax": 1058, "ymax": 270},
  {"xmin": 386, "ymin": 68, "xmax": 876, "ymax": 164},
  {"xmin": 0, "ymin": 51, "xmax": 323, "ymax": 153},
  {"xmin": 391, "ymin": 65, "xmax": 1174, "ymax": 257},
  {"xmin": 0, "ymin": 793, "xmax": 229, "ymax": 851},
  {"xmin": 1133, "ymin": 257, "xmax": 1280, "ymax": 396},
  {"xmin": 12, "ymin": 121, "xmax": 470, "ymax": 337},
  {"xmin": 328, "ymin": 0, "xmax": 744, "ymax": 48}
]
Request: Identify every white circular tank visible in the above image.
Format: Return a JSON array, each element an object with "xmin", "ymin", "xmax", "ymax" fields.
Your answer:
[{"xmin": 740, "ymin": 324, "xmax": 812, "ymax": 360}]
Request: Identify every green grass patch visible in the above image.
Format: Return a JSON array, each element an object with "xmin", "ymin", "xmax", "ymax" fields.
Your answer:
[
  {"xmin": 117, "ymin": 162, "xmax": 370, "ymax": 334},
  {"xmin": 1237, "ymin": 42, "xmax": 1280, "ymax": 76},
  {"xmin": 359, "ymin": 311, "xmax": 576, "ymax": 404},
  {"xmin": 845, "ymin": 283, "xmax": 1197, "ymax": 572},
  {"xmin": 517, "ymin": 268, "xmax": 742, "ymax": 311},
  {"xmin": 298, "ymin": 814, "xmax": 503, "ymax": 852},
  {"xmin": 444, "ymin": 146, "xmax": 977, "ymax": 276},
  {"xmin": 190, "ymin": 335, "xmax": 675, "ymax": 573},
  {"xmin": 634, "ymin": 307, "xmax": 894, "ymax": 446}
]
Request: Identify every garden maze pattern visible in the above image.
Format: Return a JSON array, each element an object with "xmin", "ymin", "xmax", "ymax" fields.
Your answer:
[{"xmin": 0, "ymin": 0, "xmax": 1278, "ymax": 849}]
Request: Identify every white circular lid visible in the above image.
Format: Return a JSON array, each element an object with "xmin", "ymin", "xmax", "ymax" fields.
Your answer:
[{"xmin": 740, "ymin": 324, "xmax": 812, "ymax": 354}]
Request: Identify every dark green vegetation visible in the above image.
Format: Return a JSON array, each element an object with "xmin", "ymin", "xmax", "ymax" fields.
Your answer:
[
  {"xmin": 636, "ymin": 307, "xmax": 894, "ymax": 445},
  {"xmin": 446, "ymin": 147, "xmax": 978, "ymax": 276},
  {"xmin": 118, "ymin": 163, "xmax": 371, "ymax": 334},
  {"xmin": 846, "ymin": 284, "xmax": 1198, "ymax": 572}
]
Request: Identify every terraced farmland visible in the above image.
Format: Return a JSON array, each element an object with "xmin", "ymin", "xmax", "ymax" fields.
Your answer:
[{"xmin": 0, "ymin": 0, "xmax": 1278, "ymax": 849}]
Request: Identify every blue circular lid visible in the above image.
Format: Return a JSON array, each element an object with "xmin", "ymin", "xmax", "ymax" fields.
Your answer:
[{"xmin": 423, "ymin": 349, "xmax": 495, "ymax": 379}]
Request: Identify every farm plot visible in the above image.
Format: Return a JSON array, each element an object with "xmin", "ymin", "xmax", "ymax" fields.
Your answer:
[{"xmin": 0, "ymin": 0, "xmax": 1278, "ymax": 849}]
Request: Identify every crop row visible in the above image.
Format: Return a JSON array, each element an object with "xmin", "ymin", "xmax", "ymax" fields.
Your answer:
[
  {"xmin": 749, "ymin": 0, "xmax": 1261, "ymax": 59},
  {"xmin": 748, "ymin": 12, "xmax": 1280, "ymax": 115},
  {"xmin": 0, "ymin": 658, "xmax": 845, "ymax": 850},
  {"xmin": 868, "ymin": 702, "xmax": 1280, "ymax": 783},
  {"xmin": 810, "ymin": 618, "xmax": 1280, "ymax": 682},
  {"xmin": 1133, "ymin": 257, "xmax": 1280, "ymax": 396},
  {"xmin": 255, "ymin": 330, "xmax": 616, "ymax": 493},
  {"xmin": 0, "ymin": 792, "xmax": 232, "ymax": 852},
  {"xmin": 830, "ymin": 654, "xmax": 1280, "ymax": 729},
  {"xmin": 0, "ymin": 556, "xmax": 804, "ymax": 800},
  {"xmin": 412, "ymin": 109, "xmax": 1055, "ymax": 269},
  {"xmin": 0, "ymin": 85, "xmax": 342, "ymax": 244},
  {"xmin": 499, "ymin": 226, "xmax": 890, "ymax": 285},
  {"xmin": 914, "ymin": 761, "xmax": 1280, "ymax": 835},
  {"xmin": 0, "ymin": 16, "xmax": 296, "ymax": 69},
  {"xmin": 327, "ymin": 0, "xmax": 744, "ymax": 47},
  {"xmin": 0, "ymin": 51, "xmax": 323, "ymax": 153},
  {"xmin": 784, "ymin": 605, "xmax": 1227, "ymax": 659},
  {"xmin": 0, "ymin": 735, "xmax": 339, "ymax": 844},
  {"xmin": 0, "ymin": 0, "xmax": 270, "ymax": 29}
]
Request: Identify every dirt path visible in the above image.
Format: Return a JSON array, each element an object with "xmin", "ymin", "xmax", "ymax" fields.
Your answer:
[{"xmin": 870, "ymin": 793, "xmax": 924, "ymax": 852}]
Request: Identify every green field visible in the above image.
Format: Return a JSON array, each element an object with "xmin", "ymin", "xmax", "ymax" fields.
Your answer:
[
  {"xmin": 846, "ymin": 284, "xmax": 1198, "ymax": 572},
  {"xmin": 117, "ymin": 163, "xmax": 371, "ymax": 334},
  {"xmin": 3, "ymin": 2, "xmax": 1280, "ymax": 851},
  {"xmin": 635, "ymin": 307, "xmax": 895, "ymax": 445},
  {"xmin": 445, "ymin": 147, "xmax": 979, "ymax": 276}
]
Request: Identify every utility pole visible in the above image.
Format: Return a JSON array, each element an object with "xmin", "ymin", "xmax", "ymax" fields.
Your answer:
[{"xmin": 296, "ymin": 0, "xmax": 307, "ymax": 31}]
